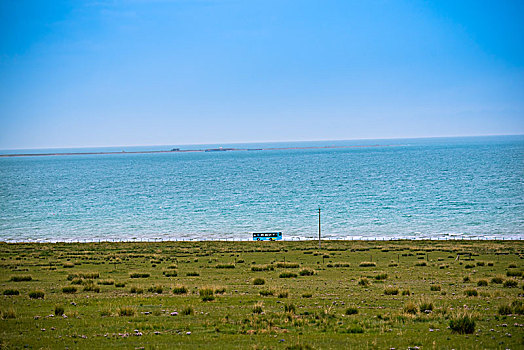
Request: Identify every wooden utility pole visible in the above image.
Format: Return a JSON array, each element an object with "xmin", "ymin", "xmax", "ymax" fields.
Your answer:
[{"xmin": 318, "ymin": 207, "xmax": 321, "ymax": 249}]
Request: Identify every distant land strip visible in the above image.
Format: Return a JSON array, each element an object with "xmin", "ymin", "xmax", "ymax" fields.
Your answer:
[{"xmin": 0, "ymin": 144, "xmax": 391, "ymax": 158}]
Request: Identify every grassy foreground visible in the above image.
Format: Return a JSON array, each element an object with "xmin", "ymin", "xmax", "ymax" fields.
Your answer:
[{"xmin": 0, "ymin": 240, "xmax": 523, "ymax": 349}]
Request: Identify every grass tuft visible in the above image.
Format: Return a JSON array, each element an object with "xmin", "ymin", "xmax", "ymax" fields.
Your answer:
[
  {"xmin": 54, "ymin": 305, "xmax": 64, "ymax": 316},
  {"xmin": 118, "ymin": 306, "xmax": 135, "ymax": 316},
  {"xmin": 28, "ymin": 290, "xmax": 44, "ymax": 299},
  {"xmin": 276, "ymin": 262, "xmax": 300, "ymax": 268},
  {"xmin": 62, "ymin": 286, "xmax": 77, "ymax": 294},
  {"xmin": 181, "ymin": 306, "xmax": 194, "ymax": 315},
  {"xmin": 129, "ymin": 272, "xmax": 150, "ymax": 278},
  {"xmin": 259, "ymin": 290, "xmax": 274, "ymax": 297},
  {"xmin": 83, "ymin": 281, "xmax": 100, "ymax": 293},
  {"xmin": 284, "ymin": 303, "xmax": 296, "ymax": 313},
  {"xmin": 503, "ymin": 279, "xmax": 518, "ymax": 288},
  {"xmin": 358, "ymin": 277, "xmax": 370, "ymax": 286},
  {"xmin": 384, "ymin": 286, "xmax": 399, "ymax": 295},
  {"xmin": 253, "ymin": 278, "xmax": 265, "ymax": 285},
  {"xmin": 98, "ymin": 279, "xmax": 114, "ymax": 285},
  {"xmin": 277, "ymin": 290, "xmax": 289, "ymax": 298},
  {"xmin": 252, "ymin": 302, "xmax": 264, "ymax": 314},
  {"xmin": 10, "ymin": 275, "xmax": 32, "ymax": 282},
  {"xmin": 172, "ymin": 285, "xmax": 188, "ymax": 295},
  {"xmin": 491, "ymin": 276, "xmax": 504, "ymax": 284},
  {"xmin": 130, "ymin": 286, "xmax": 144, "ymax": 294},
  {"xmin": 1, "ymin": 308, "xmax": 16, "ymax": 319},
  {"xmin": 506, "ymin": 270, "xmax": 522, "ymax": 277},
  {"xmin": 199, "ymin": 287, "xmax": 215, "ymax": 302},
  {"xmin": 403, "ymin": 301, "xmax": 418, "ymax": 315},
  {"xmin": 299, "ymin": 268, "xmax": 315, "ymax": 276},
  {"xmin": 449, "ymin": 312, "xmax": 475, "ymax": 334},
  {"xmin": 3, "ymin": 289, "xmax": 20, "ymax": 296},
  {"xmin": 374, "ymin": 273, "xmax": 388, "ymax": 280},
  {"xmin": 279, "ymin": 272, "xmax": 298, "ymax": 278},
  {"xmin": 147, "ymin": 285, "xmax": 163, "ymax": 294},
  {"xmin": 251, "ymin": 264, "xmax": 274, "ymax": 271},
  {"xmin": 215, "ymin": 263, "xmax": 235, "ymax": 269},
  {"xmin": 359, "ymin": 262, "xmax": 376, "ymax": 267},
  {"xmin": 345, "ymin": 307, "xmax": 358, "ymax": 315},
  {"xmin": 464, "ymin": 289, "xmax": 478, "ymax": 297},
  {"xmin": 419, "ymin": 300, "xmax": 433, "ymax": 313}
]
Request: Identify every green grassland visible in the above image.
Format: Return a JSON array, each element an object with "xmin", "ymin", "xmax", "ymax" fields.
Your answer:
[{"xmin": 0, "ymin": 240, "xmax": 523, "ymax": 349}]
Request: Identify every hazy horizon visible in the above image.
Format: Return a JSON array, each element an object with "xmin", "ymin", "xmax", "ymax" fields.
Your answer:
[{"xmin": 0, "ymin": 133, "xmax": 523, "ymax": 152}]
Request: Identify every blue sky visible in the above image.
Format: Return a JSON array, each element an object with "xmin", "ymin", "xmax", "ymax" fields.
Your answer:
[{"xmin": 0, "ymin": 0, "xmax": 523, "ymax": 149}]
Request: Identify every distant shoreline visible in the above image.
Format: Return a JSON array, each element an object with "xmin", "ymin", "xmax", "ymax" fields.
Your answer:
[{"xmin": 0, "ymin": 144, "xmax": 389, "ymax": 158}]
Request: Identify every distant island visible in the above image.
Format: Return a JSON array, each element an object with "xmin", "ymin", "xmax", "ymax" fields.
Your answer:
[{"xmin": 0, "ymin": 144, "xmax": 389, "ymax": 158}]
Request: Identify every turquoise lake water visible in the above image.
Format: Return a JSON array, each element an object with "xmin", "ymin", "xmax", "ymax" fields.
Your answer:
[{"xmin": 0, "ymin": 136, "xmax": 523, "ymax": 242}]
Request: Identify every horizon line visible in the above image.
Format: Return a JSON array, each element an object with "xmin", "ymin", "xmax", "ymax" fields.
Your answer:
[{"xmin": 1, "ymin": 133, "xmax": 522, "ymax": 151}]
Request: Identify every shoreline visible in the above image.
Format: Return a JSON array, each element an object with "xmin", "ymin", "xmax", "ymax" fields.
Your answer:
[
  {"xmin": 1, "ymin": 237, "xmax": 522, "ymax": 244},
  {"xmin": 0, "ymin": 144, "xmax": 389, "ymax": 158}
]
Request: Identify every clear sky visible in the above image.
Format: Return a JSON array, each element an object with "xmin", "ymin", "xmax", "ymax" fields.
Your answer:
[{"xmin": 1, "ymin": 0, "xmax": 523, "ymax": 149}]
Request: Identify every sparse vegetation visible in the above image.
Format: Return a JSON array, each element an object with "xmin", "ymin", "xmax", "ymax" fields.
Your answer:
[{"xmin": 0, "ymin": 240, "xmax": 522, "ymax": 349}]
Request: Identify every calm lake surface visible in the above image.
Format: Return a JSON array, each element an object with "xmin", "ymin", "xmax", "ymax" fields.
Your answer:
[{"xmin": 1, "ymin": 136, "xmax": 523, "ymax": 242}]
